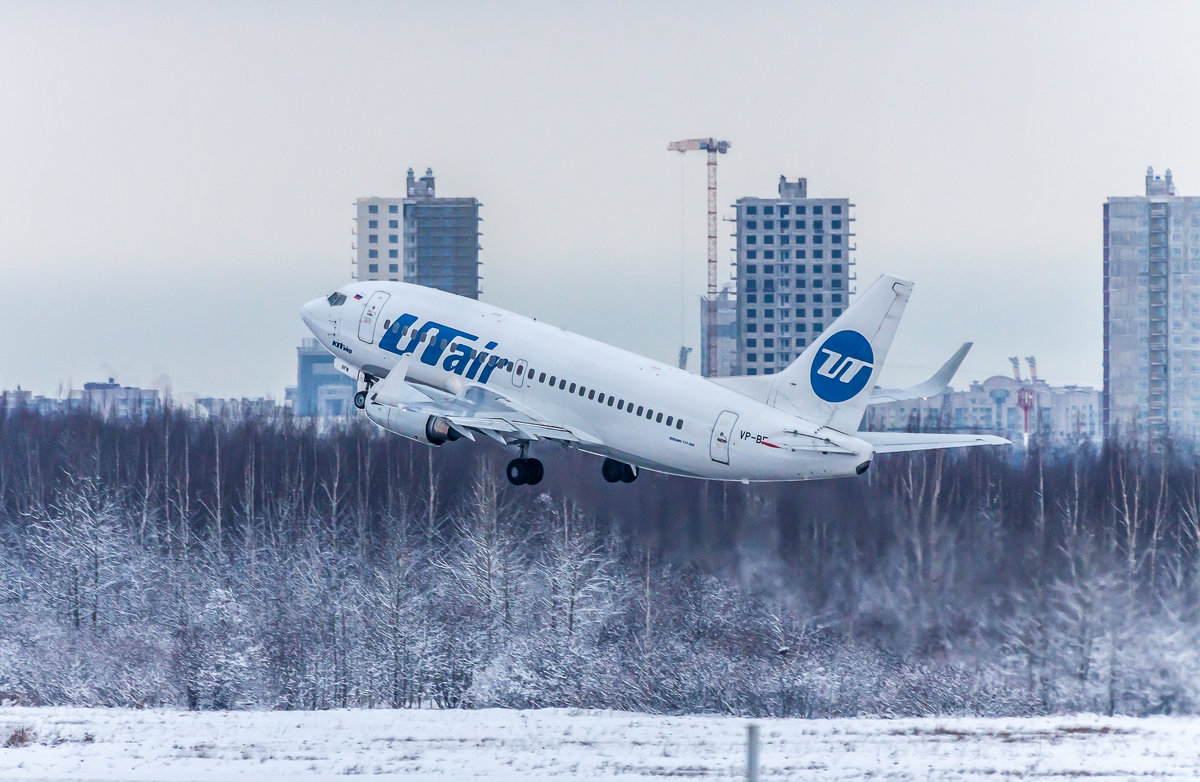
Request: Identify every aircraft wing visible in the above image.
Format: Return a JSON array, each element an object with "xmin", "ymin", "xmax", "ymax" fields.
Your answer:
[
  {"xmin": 858, "ymin": 431, "xmax": 1010, "ymax": 453},
  {"xmin": 868, "ymin": 342, "xmax": 972, "ymax": 405},
  {"xmin": 367, "ymin": 360, "xmax": 603, "ymax": 446}
]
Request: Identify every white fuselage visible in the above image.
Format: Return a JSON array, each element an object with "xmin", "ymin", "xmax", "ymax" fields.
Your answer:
[{"xmin": 303, "ymin": 282, "xmax": 875, "ymax": 481}]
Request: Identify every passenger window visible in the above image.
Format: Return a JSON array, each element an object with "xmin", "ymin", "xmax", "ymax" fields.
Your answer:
[
  {"xmin": 676, "ymin": 419, "xmax": 684, "ymax": 429},
  {"xmin": 617, "ymin": 400, "xmax": 624, "ymax": 410},
  {"xmin": 666, "ymin": 416, "xmax": 673, "ymax": 426},
  {"xmin": 595, "ymin": 392, "xmax": 602, "ymax": 402},
  {"xmin": 383, "ymin": 319, "xmax": 391, "ymax": 330},
  {"xmin": 540, "ymin": 372, "xmax": 547, "ymax": 383},
  {"xmin": 528, "ymin": 368, "xmax": 535, "ymax": 379},
  {"xmin": 646, "ymin": 409, "xmax": 654, "ymax": 419},
  {"xmin": 656, "ymin": 412, "xmax": 663, "ymax": 423},
  {"xmin": 569, "ymin": 382, "xmax": 576, "ymax": 393},
  {"xmin": 637, "ymin": 406, "xmax": 644, "ymax": 416},
  {"xmin": 549, "ymin": 376, "xmax": 557, "ymax": 385},
  {"xmin": 578, "ymin": 386, "xmax": 586, "ymax": 397},
  {"xmin": 559, "ymin": 380, "xmax": 566, "ymax": 390},
  {"xmin": 607, "ymin": 397, "xmax": 614, "ymax": 407}
]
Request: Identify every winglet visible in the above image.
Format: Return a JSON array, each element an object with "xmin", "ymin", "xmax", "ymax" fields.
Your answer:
[{"xmin": 869, "ymin": 342, "xmax": 972, "ymax": 405}]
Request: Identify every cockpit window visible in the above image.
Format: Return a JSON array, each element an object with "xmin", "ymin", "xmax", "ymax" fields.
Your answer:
[{"xmin": 327, "ymin": 292, "xmax": 347, "ymax": 306}]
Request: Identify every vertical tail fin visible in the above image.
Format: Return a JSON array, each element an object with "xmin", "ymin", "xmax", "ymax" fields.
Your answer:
[{"xmin": 768, "ymin": 274, "xmax": 912, "ymax": 433}]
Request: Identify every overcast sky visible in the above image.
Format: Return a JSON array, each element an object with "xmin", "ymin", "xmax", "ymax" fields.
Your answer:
[{"xmin": 3, "ymin": 1, "xmax": 1199, "ymax": 399}]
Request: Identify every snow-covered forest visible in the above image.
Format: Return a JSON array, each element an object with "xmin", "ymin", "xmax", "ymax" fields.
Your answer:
[{"xmin": 2, "ymin": 405, "xmax": 1199, "ymax": 716}]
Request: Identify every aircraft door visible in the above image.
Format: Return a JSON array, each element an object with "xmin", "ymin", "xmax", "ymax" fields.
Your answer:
[
  {"xmin": 511, "ymin": 359, "xmax": 527, "ymax": 388},
  {"xmin": 710, "ymin": 410, "xmax": 738, "ymax": 465},
  {"xmin": 358, "ymin": 291, "xmax": 390, "ymax": 344}
]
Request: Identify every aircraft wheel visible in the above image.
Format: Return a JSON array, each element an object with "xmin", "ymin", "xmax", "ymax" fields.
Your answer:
[
  {"xmin": 601, "ymin": 458, "xmax": 625, "ymax": 483},
  {"xmin": 619, "ymin": 463, "xmax": 638, "ymax": 483},
  {"xmin": 506, "ymin": 458, "xmax": 527, "ymax": 485},
  {"xmin": 354, "ymin": 390, "xmax": 367, "ymax": 410},
  {"xmin": 525, "ymin": 458, "xmax": 544, "ymax": 486}
]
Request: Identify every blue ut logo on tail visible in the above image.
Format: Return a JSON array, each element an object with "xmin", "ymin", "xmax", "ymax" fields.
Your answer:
[{"xmin": 810, "ymin": 330, "xmax": 875, "ymax": 403}]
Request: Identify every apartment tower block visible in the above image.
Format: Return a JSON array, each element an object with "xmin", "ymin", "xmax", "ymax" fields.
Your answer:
[{"xmin": 1104, "ymin": 167, "xmax": 1200, "ymax": 442}]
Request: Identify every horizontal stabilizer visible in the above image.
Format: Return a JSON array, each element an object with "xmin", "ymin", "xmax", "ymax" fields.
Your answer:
[
  {"xmin": 858, "ymin": 431, "xmax": 1011, "ymax": 454},
  {"xmin": 870, "ymin": 342, "xmax": 972, "ymax": 405}
]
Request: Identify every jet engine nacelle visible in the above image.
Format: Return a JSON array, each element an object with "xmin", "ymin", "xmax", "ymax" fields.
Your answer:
[{"xmin": 364, "ymin": 404, "xmax": 462, "ymax": 446}]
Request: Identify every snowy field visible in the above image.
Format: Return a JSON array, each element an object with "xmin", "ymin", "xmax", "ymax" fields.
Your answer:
[{"xmin": 2, "ymin": 707, "xmax": 1200, "ymax": 780}]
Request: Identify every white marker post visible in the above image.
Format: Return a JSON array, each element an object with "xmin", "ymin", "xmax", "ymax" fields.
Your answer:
[{"xmin": 746, "ymin": 722, "xmax": 760, "ymax": 781}]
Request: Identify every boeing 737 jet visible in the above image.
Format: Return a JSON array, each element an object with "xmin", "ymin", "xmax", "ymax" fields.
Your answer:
[{"xmin": 300, "ymin": 274, "xmax": 1007, "ymax": 486}]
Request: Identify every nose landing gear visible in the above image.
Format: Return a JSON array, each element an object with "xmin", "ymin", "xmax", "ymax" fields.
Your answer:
[
  {"xmin": 601, "ymin": 458, "xmax": 638, "ymax": 484},
  {"xmin": 353, "ymin": 376, "xmax": 377, "ymax": 410}
]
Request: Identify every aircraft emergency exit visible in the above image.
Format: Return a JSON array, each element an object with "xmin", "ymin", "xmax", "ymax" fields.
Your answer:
[{"xmin": 300, "ymin": 275, "xmax": 1007, "ymax": 486}]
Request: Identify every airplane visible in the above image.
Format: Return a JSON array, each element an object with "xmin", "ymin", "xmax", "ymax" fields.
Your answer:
[{"xmin": 300, "ymin": 274, "xmax": 1008, "ymax": 486}]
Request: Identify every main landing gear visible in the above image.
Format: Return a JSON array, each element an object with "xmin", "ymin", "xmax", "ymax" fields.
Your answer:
[
  {"xmin": 506, "ymin": 441, "xmax": 543, "ymax": 486},
  {"xmin": 506, "ymin": 457, "xmax": 544, "ymax": 486},
  {"xmin": 601, "ymin": 458, "xmax": 638, "ymax": 483}
]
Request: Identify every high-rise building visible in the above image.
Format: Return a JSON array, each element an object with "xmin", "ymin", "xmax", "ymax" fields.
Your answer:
[
  {"xmin": 733, "ymin": 176, "xmax": 855, "ymax": 376},
  {"xmin": 354, "ymin": 168, "xmax": 482, "ymax": 299},
  {"xmin": 1104, "ymin": 167, "xmax": 1200, "ymax": 442}
]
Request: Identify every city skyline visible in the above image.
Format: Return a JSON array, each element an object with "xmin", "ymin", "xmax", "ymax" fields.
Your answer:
[{"xmin": 3, "ymin": 2, "xmax": 1200, "ymax": 398}]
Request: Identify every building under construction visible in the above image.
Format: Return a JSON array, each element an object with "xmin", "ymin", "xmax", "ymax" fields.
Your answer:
[
  {"xmin": 732, "ymin": 176, "xmax": 855, "ymax": 376},
  {"xmin": 701, "ymin": 286, "xmax": 738, "ymax": 377},
  {"xmin": 353, "ymin": 168, "xmax": 482, "ymax": 299}
]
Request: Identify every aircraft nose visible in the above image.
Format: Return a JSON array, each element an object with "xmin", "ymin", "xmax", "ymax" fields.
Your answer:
[{"xmin": 300, "ymin": 298, "xmax": 324, "ymax": 333}]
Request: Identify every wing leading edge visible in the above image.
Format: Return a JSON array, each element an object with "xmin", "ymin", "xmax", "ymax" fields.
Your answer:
[{"xmin": 367, "ymin": 364, "xmax": 603, "ymax": 447}]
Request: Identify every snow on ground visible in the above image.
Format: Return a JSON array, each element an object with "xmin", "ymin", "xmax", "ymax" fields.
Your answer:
[{"xmin": 2, "ymin": 707, "xmax": 1200, "ymax": 780}]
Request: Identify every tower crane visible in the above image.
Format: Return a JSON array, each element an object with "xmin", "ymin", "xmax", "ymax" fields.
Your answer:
[{"xmin": 669, "ymin": 138, "xmax": 731, "ymax": 375}]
